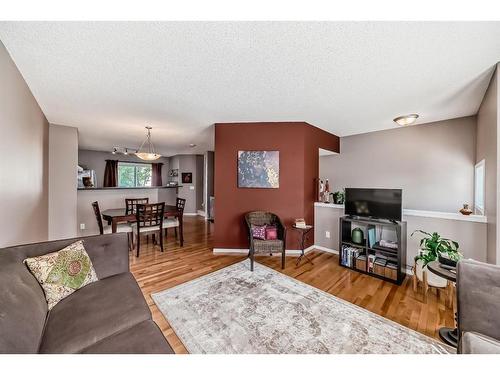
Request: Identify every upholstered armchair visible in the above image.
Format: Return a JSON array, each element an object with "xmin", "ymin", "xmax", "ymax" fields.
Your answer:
[
  {"xmin": 244, "ymin": 211, "xmax": 286, "ymax": 271},
  {"xmin": 457, "ymin": 259, "xmax": 500, "ymax": 353}
]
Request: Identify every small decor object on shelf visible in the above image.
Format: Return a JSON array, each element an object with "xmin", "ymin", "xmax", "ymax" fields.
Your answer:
[
  {"xmin": 82, "ymin": 177, "xmax": 93, "ymax": 188},
  {"xmin": 294, "ymin": 218, "xmax": 307, "ymax": 229},
  {"xmin": 351, "ymin": 227, "xmax": 364, "ymax": 244},
  {"xmin": 332, "ymin": 190, "xmax": 345, "ymax": 205},
  {"xmin": 238, "ymin": 150, "xmax": 279, "ymax": 188},
  {"xmin": 412, "ymin": 230, "xmax": 462, "ymax": 268},
  {"xmin": 324, "ymin": 179, "xmax": 330, "ymax": 202},
  {"xmin": 182, "ymin": 172, "xmax": 193, "ymax": 184},
  {"xmin": 169, "ymin": 169, "xmax": 179, "ymax": 177},
  {"xmin": 459, "ymin": 203, "xmax": 473, "ymax": 215}
]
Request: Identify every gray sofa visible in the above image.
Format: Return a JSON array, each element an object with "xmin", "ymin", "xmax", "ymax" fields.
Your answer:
[
  {"xmin": 457, "ymin": 259, "xmax": 500, "ymax": 354},
  {"xmin": 0, "ymin": 233, "xmax": 174, "ymax": 354}
]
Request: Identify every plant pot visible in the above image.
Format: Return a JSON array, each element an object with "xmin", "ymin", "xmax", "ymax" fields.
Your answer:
[{"xmin": 414, "ymin": 259, "xmax": 447, "ymax": 288}]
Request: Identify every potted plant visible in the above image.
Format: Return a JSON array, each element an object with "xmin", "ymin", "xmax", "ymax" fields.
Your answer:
[
  {"xmin": 331, "ymin": 190, "xmax": 345, "ymax": 205},
  {"xmin": 412, "ymin": 230, "xmax": 462, "ymax": 268},
  {"xmin": 411, "ymin": 230, "xmax": 463, "ymax": 291}
]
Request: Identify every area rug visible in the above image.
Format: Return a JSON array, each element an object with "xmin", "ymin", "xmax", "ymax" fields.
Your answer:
[{"xmin": 152, "ymin": 260, "xmax": 454, "ymax": 354}]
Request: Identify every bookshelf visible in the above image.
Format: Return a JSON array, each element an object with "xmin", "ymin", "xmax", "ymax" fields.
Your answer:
[{"xmin": 339, "ymin": 216, "xmax": 407, "ymax": 285}]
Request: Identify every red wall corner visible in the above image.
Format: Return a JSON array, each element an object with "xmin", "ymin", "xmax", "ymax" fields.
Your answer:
[{"xmin": 214, "ymin": 122, "xmax": 339, "ymax": 251}]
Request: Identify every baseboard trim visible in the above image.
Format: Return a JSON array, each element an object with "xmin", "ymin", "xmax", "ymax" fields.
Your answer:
[
  {"xmin": 183, "ymin": 213, "xmax": 198, "ymax": 216},
  {"xmin": 313, "ymin": 245, "xmax": 339, "ymax": 254},
  {"xmin": 197, "ymin": 210, "xmax": 206, "ymax": 217}
]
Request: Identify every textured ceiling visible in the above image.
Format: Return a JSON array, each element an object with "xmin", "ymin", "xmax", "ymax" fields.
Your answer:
[{"xmin": 0, "ymin": 22, "xmax": 499, "ymax": 156}]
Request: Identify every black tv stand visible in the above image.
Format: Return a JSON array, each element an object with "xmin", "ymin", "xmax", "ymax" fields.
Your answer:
[{"xmin": 339, "ymin": 216, "xmax": 407, "ymax": 285}]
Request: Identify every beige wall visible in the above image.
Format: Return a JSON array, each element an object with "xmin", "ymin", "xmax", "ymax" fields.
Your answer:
[
  {"xmin": 314, "ymin": 206, "xmax": 487, "ymax": 266},
  {"xmin": 476, "ymin": 65, "xmax": 499, "ymax": 264},
  {"xmin": 0, "ymin": 40, "xmax": 49, "ymax": 247},
  {"xmin": 48, "ymin": 124, "xmax": 78, "ymax": 240},
  {"xmin": 320, "ymin": 116, "xmax": 477, "ymax": 212}
]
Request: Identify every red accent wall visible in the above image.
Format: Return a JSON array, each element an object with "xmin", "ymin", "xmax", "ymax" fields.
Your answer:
[{"xmin": 214, "ymin": 122, "xmax": 339, "ymax": 250}]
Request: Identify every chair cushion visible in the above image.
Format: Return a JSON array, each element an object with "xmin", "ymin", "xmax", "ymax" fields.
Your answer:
[
  {"xmin": 163, "ymin": 218, "xmax": 179, "ymax": 228},
  {"xmin": 131, "ymin": 223, "xmax": 160, "ymax": 233},
  {"xmin": 461, "ymin": 332, "xmax": 500, "ymax": 354},
  {"xmin": 24, "ymin": 241, "xmax": 98, "ymax": 310},
  {"xmin": 79, "ymin": 320, "xmax": 174, "ymax": 354},
  {"xmin": 253, "ymin": 239, "xmax": 284, "ymax": 253},
  {"xmin": 103, "ymin": 223, "xmax": 132, "ymax": 234},
  {"xmin": 39, "ymin": 272, "xmax": 151, "ymax": 353}
]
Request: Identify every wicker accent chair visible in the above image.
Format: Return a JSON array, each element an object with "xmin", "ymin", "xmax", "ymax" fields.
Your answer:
[{"xmin": 244, "ymin": 211, "xmax": 286, "ymax": 271}]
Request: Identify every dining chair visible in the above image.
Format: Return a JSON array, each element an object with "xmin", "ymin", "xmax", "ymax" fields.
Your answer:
[
  {"xmin": 163, "ymin": 198, "xmax": 186, "ymax": 239},
  {"xmin": 133, "ymin": 202, "xmax": 165, "ymax": 257},
  {"xmin": 125, "ymin": 198, "xmax": 149, "ymax": 215},
  {"xmin": 91, "ymin": 201, "xmax": 133, "ymax": 250}
]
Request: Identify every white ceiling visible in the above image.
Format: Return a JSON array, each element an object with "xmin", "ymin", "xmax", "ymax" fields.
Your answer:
[{"xmin": 1, "ymin": 22, "xmax": 499, "ymax": 156}]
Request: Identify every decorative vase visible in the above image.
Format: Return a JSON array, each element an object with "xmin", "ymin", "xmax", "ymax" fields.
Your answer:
[
  {"xmin": 351, "ymin": 228, "xmax": 364, "ymax": 245},
  {"xmin": 459, "ymin": 204, "xmax": 473, "ymax": 216}
]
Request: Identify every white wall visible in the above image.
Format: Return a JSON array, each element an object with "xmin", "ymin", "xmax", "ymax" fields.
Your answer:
[
  {"xmin": 315, "ymin": 205, "xmax": 487, "ymax": 267},
  {"xmin": 0, "ymin": 40, "xmax": 49, "ymax": 247},
  {"xmin": 320, "ymin": 116, "xmax": 477, "ymax": 213},
  {"xmin": 476, "ymin": 65, "xmax": 499, "ymax": 264},
  {"xmin": 174, "ymin": 154, "xmax": 203, "ymax": 214},
  {"xmin": 48, "ymin": 124, "xmax": 78, "ymax": 240}
]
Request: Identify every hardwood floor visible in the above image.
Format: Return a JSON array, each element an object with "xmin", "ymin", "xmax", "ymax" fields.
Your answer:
[{"xmin": 130, "ymin": 216, "xmax": 454, "ymax": 353}]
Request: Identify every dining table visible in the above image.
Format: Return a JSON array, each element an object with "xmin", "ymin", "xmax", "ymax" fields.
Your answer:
[{"xmin": 101, "ymin": 204, "xmax": 183, "ymax": 246}]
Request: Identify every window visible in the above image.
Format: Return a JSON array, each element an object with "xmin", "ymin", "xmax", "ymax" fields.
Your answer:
[
  {"xmin": 118, "ymin": 162, "xmax": 152, "ymax": 188},
  {"xmin": 474, "ymin": 159, "xmax": 485, "ymax": 215}
]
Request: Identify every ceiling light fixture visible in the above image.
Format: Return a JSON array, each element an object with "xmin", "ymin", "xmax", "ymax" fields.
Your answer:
[
  {"xmin": 124, "ymin": 148, "xmax": 128, "ymax": 155},
  {"xmin": 393, "ymin": 114, "xmax": 419, "ymax": 126},
  {"xmin": 112, "ymin": 147, "xmax": 117, "ymax": 155},
  {"xmin": 135, "ymin": 126, "xmax": 161, "ymax": 161},
  {"xmin": 189, "ymin": 143, "xmax": 196, "ymax": 148}
]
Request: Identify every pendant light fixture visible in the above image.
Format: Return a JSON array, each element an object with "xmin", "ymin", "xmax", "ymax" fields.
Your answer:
[{"xmin": 135, "ymin": 126, "xmax": 161, "ymax": 161}]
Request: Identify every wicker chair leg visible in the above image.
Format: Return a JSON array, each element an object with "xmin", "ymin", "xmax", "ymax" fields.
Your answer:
[{"xmin": 250, "ymin": 250, "xmax": 254, "ymax": 271}]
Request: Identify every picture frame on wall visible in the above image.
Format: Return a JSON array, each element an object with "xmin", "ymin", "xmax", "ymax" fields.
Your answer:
[
  {"xmin": 169, "ymin": 169, "xmax": 178, "ymax": 177},
  {"xmin": 182, "ymin": 172, "xmax": 193, "ymax": 184},
  {"xmin": 238, "ymin": 150, "xmax": 279, "ymax": 188}
]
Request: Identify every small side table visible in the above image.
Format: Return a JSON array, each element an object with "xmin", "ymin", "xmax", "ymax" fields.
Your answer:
[
  {"xmin": 292, "ymin": 225, "xmax": 314, "ymax": 266},
  {"xmin": 427, "ymin": 260, "xmax": 458, "ymax": 348}
]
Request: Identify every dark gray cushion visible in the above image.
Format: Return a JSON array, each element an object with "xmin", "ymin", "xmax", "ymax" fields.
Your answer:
[
  {"xmin": 457, "ymin": 259, "xmax": 500, "ymax": 343},
  {"xmin": 39, "ymin": 272, "xmax": 151, "ymax": 353},
  {"xmin": 0, "ymin": 233, "xmax": 128, "ymax": 354},
  {"xmin": 79, "ymin": 320, "xmax": 174, "ymax": 354},
  {"xmin": 460, "ymin": 332, "xmax": 500, "ymax": 354}
]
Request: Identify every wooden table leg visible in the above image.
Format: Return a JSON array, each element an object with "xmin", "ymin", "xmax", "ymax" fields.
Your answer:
[{"xmin": 112, "ymin": 218, "xmax": 118, "ymax": 233}]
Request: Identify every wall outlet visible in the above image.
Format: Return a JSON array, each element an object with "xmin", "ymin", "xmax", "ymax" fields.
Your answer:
[
  {"xmin": 80, "ymin": 223, "xmax": 86, "ymax": 230},
  {"xmin": 189, "ymin": 186, "xmax": 195, "ymax": 190},
  {"xmin": 325, "ymin": 231, "xmax": 330, "ymax": 239}
]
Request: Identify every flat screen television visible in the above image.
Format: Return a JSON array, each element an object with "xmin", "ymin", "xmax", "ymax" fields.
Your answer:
[{"xmin": 345, "ymin": 188, "xmax": 402, "ymax": 221}]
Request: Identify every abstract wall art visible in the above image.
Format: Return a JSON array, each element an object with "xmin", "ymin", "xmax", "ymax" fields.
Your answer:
[{"xmin": 237, "ymin": 151, "xmax": 279, "ymax": 188}]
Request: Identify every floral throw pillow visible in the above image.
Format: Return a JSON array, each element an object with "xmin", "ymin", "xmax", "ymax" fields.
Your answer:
[
  {"xmin": 24, "ymin": 240, "xmax": 98, "ymax": 310},
  {"xmin": 251, "ymin": 225, "xmax": 267, "ymax": 240}
]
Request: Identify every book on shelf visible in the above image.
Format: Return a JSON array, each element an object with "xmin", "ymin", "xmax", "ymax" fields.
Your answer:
[
  {"xmin": 379, "ymin": 239, "xmax": 398, "ymax": 249},
  {"xmin": 368, "ymin": 228, "xmax": 376, "ymax": 248},
  {"xmin": 341, "ymin": 245, "xmax": 362, "ymax": 268},
  {"xmin": 294, "ymin": 218, "xmax": 307, "ymax": 228},
  {"xmin": 372, "ymin": 241, "xmax": 398, "ymax": 253},
  {"xmin": 368, "ymin": 254, "xmax": 376, "ymax": 272}
]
